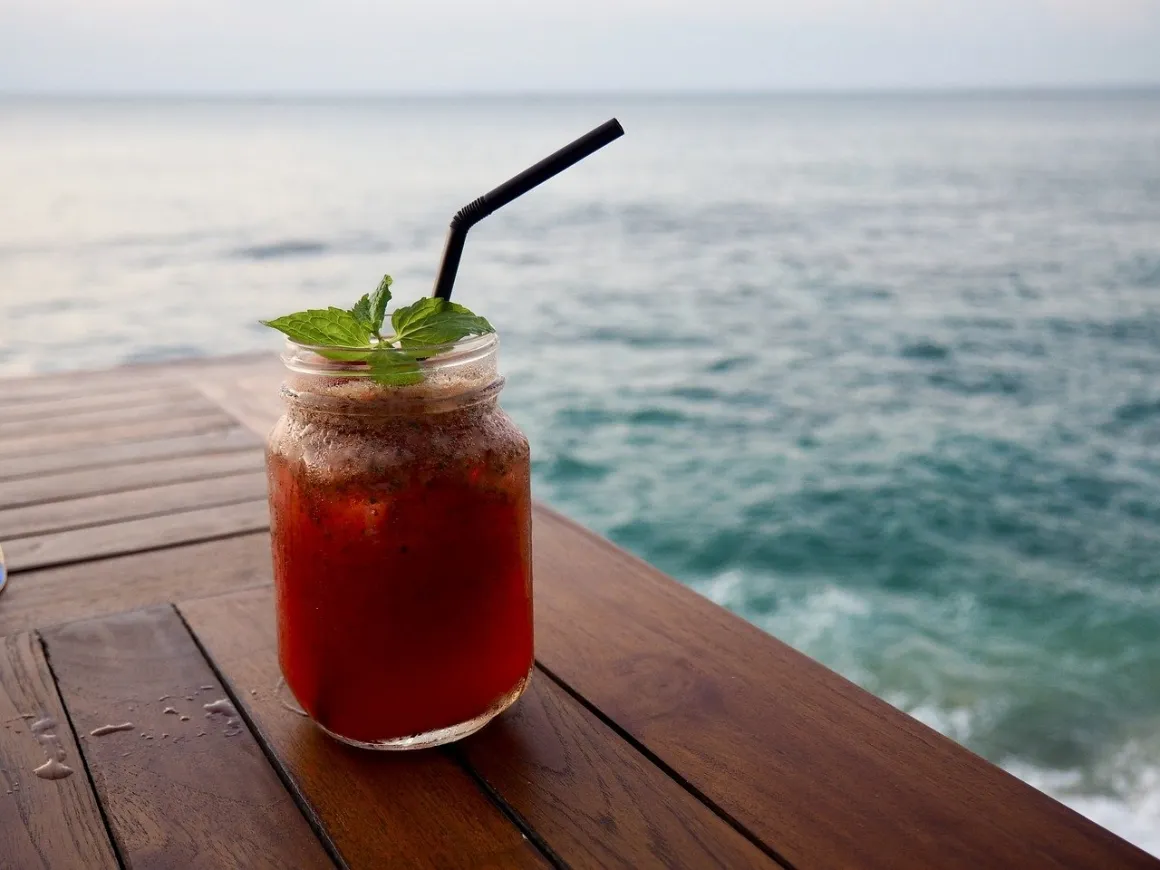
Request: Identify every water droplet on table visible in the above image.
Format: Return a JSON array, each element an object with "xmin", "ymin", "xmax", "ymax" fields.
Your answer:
[
  {"xmin": 30, "ymin": 717, "xmax": 57, "ymax": 734},
  {"xmin": 204, "ymin": 698, "xmax": 242, "ymax": 734},
  {"xmin": 90, "ymin": 723, "xmax": 135, "ymax": 737},
  {"xmin": 34, "ymin": 758, "xmax": 74, "ymax": 780},
  {"xmin": 27, "ymin": 717, "xmax": 74, "ymax": 780}
]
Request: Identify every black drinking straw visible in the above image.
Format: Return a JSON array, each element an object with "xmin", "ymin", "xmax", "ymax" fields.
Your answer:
[{"xmin": 431, "ymin": 118, "xmax": 625, "ymax": 301}]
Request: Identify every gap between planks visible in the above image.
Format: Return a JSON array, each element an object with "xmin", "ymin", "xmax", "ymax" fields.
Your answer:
[
  {"xmin": 0, "ymin": 631, "xmax": 121, "ymax": 870},
  {"xmin": 37, "ymin": 606, "xmax": 335, "ymax": 869},
  {"xmin": 0, "ymin": 426, "xmax": 260, "ymax": 484},
  {"xmin": 179, "ymin": 586, "xmax": 781, "ymax": 870},
  {"xmin": 0, "ymin": 449, "xmax": 266, "ymax": 512},
  {"xmin": 2, "ymin": 501, "xmax": 270, "ymax": 575},
  {"xmin": 0, "ymin": 533, "xmax": 275, "ymax": 637},
  {"xmin": 179, "ymin": 590, "xmax": 549, "ymax": 868},
  {"xmin": 0, "ymin": 471, "xmax": 269, "ymax": 541}
]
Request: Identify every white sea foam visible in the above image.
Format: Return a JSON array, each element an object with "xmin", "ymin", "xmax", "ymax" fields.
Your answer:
[
  {"xmin": 1004, "ymin": 759, "xmax": 1160, "ymax": 856},
  {"xmin": 701, "ymin": 569, "xmax": 1160, "ymax": 857},
  {"xmin": 902, "ymin": 701, "xmax": 1160, "ymax": 855}
]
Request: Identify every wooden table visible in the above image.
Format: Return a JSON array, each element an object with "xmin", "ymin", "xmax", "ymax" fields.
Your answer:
[{"xmin": 0, "ymin": 355, "xmax": 1155, "ymax": 870}]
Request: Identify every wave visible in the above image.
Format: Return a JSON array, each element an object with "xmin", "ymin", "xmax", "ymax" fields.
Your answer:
[
  {"xmin": 229, "ymin": 239, "xmax": 329, "ymax": 260},
  {"xmin": 899, "ymin": 340, "xmax": 952, "ymax": 361},
  {"xmin": 1005, "ymin": 758, "xmax": 1160, "ymax": 856},
  {"xmin": 700, "ymin": 571, "xmax": 1160, "ymax": 856}
]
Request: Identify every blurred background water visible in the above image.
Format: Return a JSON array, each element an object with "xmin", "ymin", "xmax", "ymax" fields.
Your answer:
[{"xmin": 1, "ymin": 93, "xmax": 1159, "ymax": 852}]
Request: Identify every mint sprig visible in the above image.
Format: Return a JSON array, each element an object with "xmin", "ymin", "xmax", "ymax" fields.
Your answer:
[{"xmin": 260, "ymin": 274, "xmax": 494, "ymax": 385}]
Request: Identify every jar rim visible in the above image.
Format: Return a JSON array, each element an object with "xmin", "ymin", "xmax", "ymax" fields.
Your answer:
[{"xmin": 281, "ymin": 331, "xmax": 497, "ymax": 378}]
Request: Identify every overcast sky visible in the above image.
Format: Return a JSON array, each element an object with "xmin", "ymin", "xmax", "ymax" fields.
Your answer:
[{"xmin": 2, "ymin": 0, "xmax": 1159, "ymax": 93}]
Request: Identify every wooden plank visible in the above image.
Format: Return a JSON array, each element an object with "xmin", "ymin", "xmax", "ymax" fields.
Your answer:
[
  {"xmin": 179, "ymin": 587, "xmax": 549, "ymax": 869},
  {"xmin": 0, "ymin": 384, "xmax": 204, "ymax": 423},
  {"xmin": 0, "ymin": 354, "xmax": 268, "ymax": 409},
  {"xmin": 4, "ymin": 500, "xmax": 270, "ymax": 573},
  {"xmin": 0, "ymin": 395, "xmax": 222, "ymax": 440},
  {"xmin": 0, "ymin": 449, "xmax": 265, "ymax": 510},
  {"xmin": 0, "ymin": 426, "xmax": 259, "ymax": 482},
  {"xmin": 7, "ymin": 354, "xmax": 1145, "ymax": 868},
  {"xmin": 186, "ymin": 356, "xmax": 285, "ymax": 437},
  {"xmin": 530, "ymin": 506, "xmax": 1159, "ymax": 870},
  {"xmin": 459, "ymin": 672, "xmax": 779, "ymax": 870},
  {"xmin": 0, "ymin": 411, "xmax": 235, "ymax": 459},
  {"xmin": 0, "ymin": 533, "xmax": 272, "ymax": 637},
  {"xmin": 41, "ymin": 606, "xmax": 334, "ymax": 869},
  {"xmin": 0, "ymin": 631, "xmax": 119, "ymax": 870},
  {"xmin": 0, "ymin": 471, "xmax": 269, "ymax": 539},
  {"xmin": 0, "ymin": 367, "xmax": 179, "ymax": 405}
]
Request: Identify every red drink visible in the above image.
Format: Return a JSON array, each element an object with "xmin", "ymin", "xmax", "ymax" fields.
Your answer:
[{"xmin": 266, "ymin": 335, "xmax": 533, "ymax": 748}]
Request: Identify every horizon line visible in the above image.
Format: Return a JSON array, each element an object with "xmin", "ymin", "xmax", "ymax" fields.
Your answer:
[{"xmin": 3, "ymin": 83, "xmax": 1160, "ymax": 100}]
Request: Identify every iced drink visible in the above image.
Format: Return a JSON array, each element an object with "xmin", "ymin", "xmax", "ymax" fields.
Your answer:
[{"xmin": 266, "ymin": 334, "xmax": 533, "ymax": 748}]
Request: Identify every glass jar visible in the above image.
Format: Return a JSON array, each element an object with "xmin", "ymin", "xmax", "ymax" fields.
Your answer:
[{"xmin": 266, "ymin": 333, "xmax": 533, "ymax": 750}]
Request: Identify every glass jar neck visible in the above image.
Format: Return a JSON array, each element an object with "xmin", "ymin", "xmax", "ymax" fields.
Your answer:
[{"xmin": 279, "ymin": 333, "xmax": 502, "ymax": 419}]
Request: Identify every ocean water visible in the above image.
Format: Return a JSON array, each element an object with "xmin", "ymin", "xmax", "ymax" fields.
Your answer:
[{"xmin": 2, "ymin": 93, "xmax": 1159, "ymax": 851}]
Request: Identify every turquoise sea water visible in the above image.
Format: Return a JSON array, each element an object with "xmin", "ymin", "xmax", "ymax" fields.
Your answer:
[{"xmin": 1, "ymin": 94, "xmax": 1159, "ymax": 851}]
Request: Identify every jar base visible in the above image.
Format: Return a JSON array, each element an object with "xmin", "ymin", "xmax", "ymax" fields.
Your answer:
[{"xmin": 314, "ymin": 670, "xmax": 532, "ymax": 751}]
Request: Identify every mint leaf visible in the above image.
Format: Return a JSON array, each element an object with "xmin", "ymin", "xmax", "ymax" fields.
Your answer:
[
  {"xmin": 368, "ymin": 275, "xmax": 392, "ymax": 335},
  {"xmin": 390, "ymin": 298, "xmax": 494, "ymax": 348},
  {"xmin": 260, "ymin": 308, "xmax": 372, "ymax": 347},
  {"xmin": 349, "ymin": 276, "xmax": 392, "ymax": 337},
  {"xmin": 390, "ymin": 297, "xmax": 442, "ymax": 337},
  {"xmin": 368, "ymin": 348, "xmax": 423, "ymax": 385},
  {"xmin": 314, "ymin": 347, "xmax": 374, "ymax": 362},
  {"xmin": 350, "ymin": 294, "xmax": 375, "ymax": 333}
]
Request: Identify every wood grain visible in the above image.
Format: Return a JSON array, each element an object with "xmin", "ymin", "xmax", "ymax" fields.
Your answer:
[
  {"xmin": 186, "ymin": 357, "xmax": 285, "ymax": 437},
  {"xmin": 0, "ymin": 411, "xmax": 235, "ymax": 459},
  {"xmin": 0, "ymin": 632, "xmax": 119, "ymax": 870},
  {"xmin": 530, "ymin": 505, "xmax": 1159, "ymax": 870},
  {"xmin": 0, "ymin": 395, "xmax": 221, "ymax": 440},
  {"xmin": 0, "ymin": 449, "xmax": 266, "ymax": 510},
  {"xmin": 1, "ymin": 384, "xmax": 202, "ymax": 423},
  {"xmin": 0, "ymin": 426, "xmax": 260, "ymax": 482},
  {"xmin": 0, "ymin": 355, "xmax": 267, "ymax": 405},
  {"xmin": 0, "ymin": 471, "xmax": 269, "ymax": 539},
  {"xmin": 41, "ymin": 606, "xmax": 334, "ymax": 870},
  {"xmin": 0, "ymin": 533, "xmax": 273, "ymax": 637},
  {"xmin": 4, "ymin": 354, "xmax": 1149, "ymax": 869},
  {"xmin": 179, "ymin": 587, "xmax": 549, "ymax": 869},
  {"xmin": 459, "ymin": 672, "xmax": 778, "ymax": 870},
  {"xmin": 4, "ymin": 500, "xmax": 270, "ymax": 573},
  {"xmin": 0, "ymin": 366, "xmax": 178, "ymax": 405}
]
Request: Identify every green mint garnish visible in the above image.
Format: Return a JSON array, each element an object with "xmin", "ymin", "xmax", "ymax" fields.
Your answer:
[
  {"xmin": 260, "ymin": 307, "xmax": 371, "ymax": 348},
  {"xmin": 260, "ymin": 274, "xmax": 494, "ymax": 385},
  {"xmin": 392, "ymin": 298, "xmax": 493, "ymax": 348},
  {"xmin": 368, "ymin": 348, "xmax": 425, "ymax": 386},
  {"xmin": 350, "ymin": 275, "xmax": 393, "ymax": 338}
]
